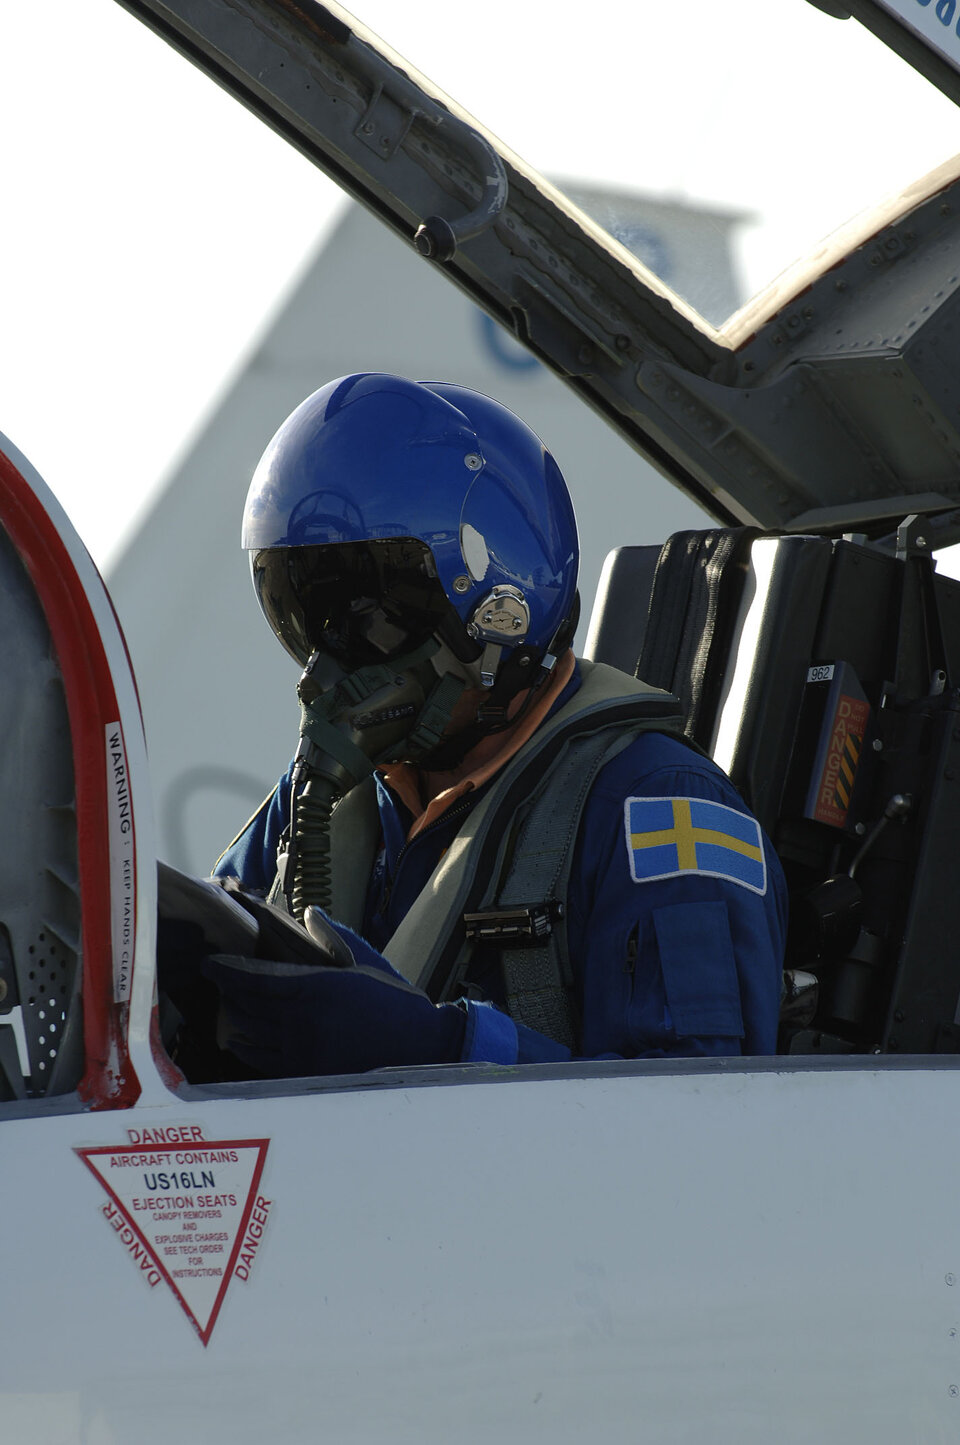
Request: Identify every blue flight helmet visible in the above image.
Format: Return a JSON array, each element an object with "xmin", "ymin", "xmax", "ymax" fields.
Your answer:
[{"xmin": 242, "ymin": 374, "xmax": 580, "ymax": 722}]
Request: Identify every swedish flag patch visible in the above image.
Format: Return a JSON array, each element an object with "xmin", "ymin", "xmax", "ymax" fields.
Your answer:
[{"xmin": 624, "ymin": 796, "xmax": 767, "ymax": 895}]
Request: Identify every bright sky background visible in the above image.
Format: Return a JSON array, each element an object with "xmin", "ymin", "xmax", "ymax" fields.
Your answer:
[{"xmin": 2, "ymin": 0, "xmax": 960, "ymax": 568}]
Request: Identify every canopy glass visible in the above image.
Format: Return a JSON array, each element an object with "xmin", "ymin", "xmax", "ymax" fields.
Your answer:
[{"xmin": 353, "ymin": 0, "xmax": 960, "ymax": 329}]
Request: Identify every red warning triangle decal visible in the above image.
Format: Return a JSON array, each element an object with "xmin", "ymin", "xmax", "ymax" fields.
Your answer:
[{"xmin": 76, "ymin": 1130, "xmax": 271, "ymax": 1345}]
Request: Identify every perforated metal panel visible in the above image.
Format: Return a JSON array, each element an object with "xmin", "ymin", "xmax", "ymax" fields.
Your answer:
[{"xmin": 0, "ymin": 526, "xmax": 83, "ymax": 1097}]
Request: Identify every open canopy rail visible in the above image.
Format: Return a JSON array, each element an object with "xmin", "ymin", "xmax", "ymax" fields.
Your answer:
[{"xmin": 115, "ymin": 0, "xmax": 960, "ymax": 538}]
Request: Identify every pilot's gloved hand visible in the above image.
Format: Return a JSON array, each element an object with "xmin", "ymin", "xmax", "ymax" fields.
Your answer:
[{"xmin": 200, "ymin": 954, "xmax": 467, "ymax": 1078}]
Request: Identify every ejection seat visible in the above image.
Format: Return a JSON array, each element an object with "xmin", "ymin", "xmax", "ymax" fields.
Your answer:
[{"xmin": 585, "ymin": 525, "xmax": 960, "ymax": 1056}]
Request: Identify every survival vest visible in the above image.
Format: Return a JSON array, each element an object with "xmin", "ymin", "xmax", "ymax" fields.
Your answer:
[{"xmin": 324, "ymin": 660, "xmax": 686, "ymax": 1049}]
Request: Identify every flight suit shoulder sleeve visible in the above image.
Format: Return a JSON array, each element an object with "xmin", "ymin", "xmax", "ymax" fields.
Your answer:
[
  {"xmin": 213, "ymin": 761, "xmax": 295, "ymax": 891},
  {"xmin": 569, "ymin": 732, "xmax": 787, "ymax": 1057}
]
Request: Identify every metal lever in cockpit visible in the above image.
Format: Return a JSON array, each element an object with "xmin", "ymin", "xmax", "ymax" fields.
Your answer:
[
  {"xmin": 344, "ymin": 11, "xmax": 508, "ymax": 263},
  {"xmin": 412, "ymin": 113, "xmax": 508, "ymax": 262}
]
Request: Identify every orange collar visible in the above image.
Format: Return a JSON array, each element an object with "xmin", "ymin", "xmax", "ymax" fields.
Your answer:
[{"xmin": 378, "ymin": 650, "xmax": 577, "ymax": 841}]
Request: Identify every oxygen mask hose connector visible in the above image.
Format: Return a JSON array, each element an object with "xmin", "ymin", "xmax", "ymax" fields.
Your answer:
[{"xmin": 287, "ymin": 648, "xmax": 438, "ymax": 920}]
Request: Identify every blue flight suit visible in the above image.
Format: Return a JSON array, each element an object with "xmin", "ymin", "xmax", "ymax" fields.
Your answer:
[{"xmin": 215, "ymin": 669, "xmax": 787, "ymax": 1068}]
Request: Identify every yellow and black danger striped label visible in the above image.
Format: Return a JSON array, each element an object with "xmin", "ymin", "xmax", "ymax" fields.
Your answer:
[
  {"xmin": 814, "ymin": 694, "xmax": 870, "ymax": 828},
  {"xmin": 834, "ymin": 729, "xmax": 861, "ymax": 811}
]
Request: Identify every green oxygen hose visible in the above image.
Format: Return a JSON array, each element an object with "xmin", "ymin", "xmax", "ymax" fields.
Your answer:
[{"xmin": 290, "ymin": 774, "xmax": 339, "ymax": 922}]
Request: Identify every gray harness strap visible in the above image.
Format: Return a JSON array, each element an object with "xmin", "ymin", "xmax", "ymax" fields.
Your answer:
[
  {"xmin": 483, "ymin": 726, "xmax": 641, "ymax": 1048},
  {"xmin": 327, "ymin": 776, "xmax": 381, "ymax": 933}
]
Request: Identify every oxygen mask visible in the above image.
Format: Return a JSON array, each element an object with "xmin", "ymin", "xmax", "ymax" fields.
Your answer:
[
  {"xmin": 293, "ymin": 643, "xmax": 450, "ymax": 795},
  {"xmin": 266, "ymin": 539, "xmax": 480, "ymax": 920}
]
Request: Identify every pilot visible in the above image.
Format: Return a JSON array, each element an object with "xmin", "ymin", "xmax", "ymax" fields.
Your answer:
[{"xmin": 205, "ymin": 372, "xmax": 787, "ymax": 1077}]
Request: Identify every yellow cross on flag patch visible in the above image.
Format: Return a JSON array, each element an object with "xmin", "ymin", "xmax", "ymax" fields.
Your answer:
[{"xmin": 624, "ymin": 796, "xmax": 767, "ymax": 894}]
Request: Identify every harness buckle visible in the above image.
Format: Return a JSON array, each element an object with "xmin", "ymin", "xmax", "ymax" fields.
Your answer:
[{"xmin": 463, "ymin": 902, "xmax": 564, "ymax": 946}]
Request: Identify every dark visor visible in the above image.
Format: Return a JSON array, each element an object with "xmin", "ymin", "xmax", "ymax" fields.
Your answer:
[{"xmin": 251, "ymin": 539, "xmax": 460, "ymax": 667}]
